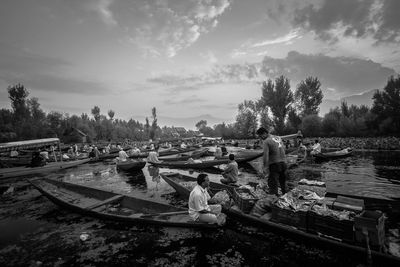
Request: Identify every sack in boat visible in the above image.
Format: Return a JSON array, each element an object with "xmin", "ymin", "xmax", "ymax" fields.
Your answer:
[
  {"xmin": 210, "ymin": 190, "xmax": 230, "ymax": 205},
  {"xmin": 250, "ymin": 194, "xmax": 278, "ymax": 217},
  {"xmin": 217, "ymin": 213, "xmax": 227, "ymax": 226}
]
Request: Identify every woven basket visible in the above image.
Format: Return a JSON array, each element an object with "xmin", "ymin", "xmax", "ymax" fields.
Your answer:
[{"xmin": 233, "ymin": 188, "xmax": 259, "ymax": 213}]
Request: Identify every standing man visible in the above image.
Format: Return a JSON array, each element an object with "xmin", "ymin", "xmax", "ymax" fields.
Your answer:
[
  {"xmin": 220, "ymin": 154, "xmax": 239, "ymax": 185},
  {"xmin": 188, "ymin": 173, "xmax": 226, "ymax": 225},
  {"xmin": 256, "ymin": 127, "xmax": 288, "ymax": 196}
]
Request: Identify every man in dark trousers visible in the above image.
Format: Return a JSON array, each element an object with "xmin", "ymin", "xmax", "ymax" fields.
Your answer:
[{"xmin": 256, "ymin": 127, "xmax": 288, "ymax": 196}]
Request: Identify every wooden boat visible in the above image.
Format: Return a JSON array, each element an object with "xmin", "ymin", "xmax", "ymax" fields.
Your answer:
[
  {"xmin": 150, "ymin": 152, "xmax": 263, "ymax": 169},
  {"xmin": 129, "ymin": 147, "xmax": 198, "ymax": 159},
  {"xmin": 29, "ymin": 178, "xmax": 217, "ymax": 228},
  {"xmin": 159, "ymin": 172, "xmax": 400, "ymax": 266},
  {"xmin": 0, "ymin": 158, "xmax": 91, "ymax": 182},
  {"xmin": 158, "ymin": 148, "xmax": 209, "ymax": 162},
  {"xmin": 0, "ymin": 138, "xmax": 90, "ymax": 182},
  {"xmin": 116, "ymin": 159, "xmax": 146, "ymax": 172},
  {"xmin": 313, "ymin": 148, "xmax": 353, "ymax": 161},
  {"xmin": 160, "ymin": 172, "xmax": 238, "ymax": 197}
]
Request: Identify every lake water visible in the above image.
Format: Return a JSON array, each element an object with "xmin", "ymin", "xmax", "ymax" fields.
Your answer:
[
  {"xmin": 1, "ymin": 149, "xmax": 400, "ymax": 266},
  {"xmin": 57, "ymin": 150, "xmax": 400, "ymax": 203}
]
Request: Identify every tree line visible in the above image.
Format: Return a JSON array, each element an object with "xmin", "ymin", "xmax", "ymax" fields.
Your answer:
[{"xmin": 0, "ymin": 74, "xmax": 399, "ymax": 143}]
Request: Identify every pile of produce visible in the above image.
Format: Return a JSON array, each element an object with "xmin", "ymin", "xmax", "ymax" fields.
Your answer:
[
  {"xmin": 275, "ymin": 188, "xmax": 322, "ymax": 211},
  {"xmin": 311, "ymin": 203, "xmax": 356, "ymax": 221}
]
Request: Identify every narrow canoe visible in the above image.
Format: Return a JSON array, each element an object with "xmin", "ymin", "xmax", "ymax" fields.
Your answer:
[
  {"xmin": 158, "ymin": 148, "xmax": 209, "ymax": 162},
  {"xmin": 160, "ymin": 172, "xmax": 238, "ymax": 197},
  {"xmin": 150, "ymin": 152, "xmax": 263, "ymax": 169},
  {"xmin": 159, "ymin": 172, "xmax": 400, "ymax": 266},
  {"xmin": 129, "ymin": 147, "xmax": 198, "ymax": 159},
  {"xmin": 0, "ymin": 158, "xmax": 90, "ymax": 182},
  {"xmin": 29, "ymin": 178, "xmax": 217, "ymax": 228},
  {"xmin": 116, "ymin": 159, "xmax": 146, "ymax": 172},
  {"xmin": 313, "ymin": 148, "xmax": 353, "ymax": 161}
]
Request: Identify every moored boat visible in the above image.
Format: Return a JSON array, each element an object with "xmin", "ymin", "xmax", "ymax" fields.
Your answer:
[
  {"xmin": 150, "ymin": 151, "xmax": 263, "ymax": 169},
  {"xmin": 158, "ymin": 148, "xmax": 209, "ymax": 162},
  {"xmin": 29, "ymin": 178, "xmax": 218, "ymax": 228},
  {"xmin": 0, "ymin": 138, "xmax": 90, "ymax": 183},
  {"xmin": 159, "ymin": 172, "xmax": 400, "ymax": 266},
  {"xmin": 313, "ymin": 148, "xmax": 353, "ymax": 161},
  {"xmin": 116, "ymin": 159, "xmax": 146, "ymax": 172}
]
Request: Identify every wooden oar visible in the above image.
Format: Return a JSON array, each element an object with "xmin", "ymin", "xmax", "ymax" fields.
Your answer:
[{"xmin": 140, "ymin": 210, "xmax": 188, "ymax": 218}]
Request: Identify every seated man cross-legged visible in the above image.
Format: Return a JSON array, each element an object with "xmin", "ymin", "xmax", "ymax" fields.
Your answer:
[
  {"xmin": 220, "ymin": 154, "xmax": 238, "ymax": 185},
  {"xmin": 188, "ymin": 173, "xmax": 226, "ymax": 225}
]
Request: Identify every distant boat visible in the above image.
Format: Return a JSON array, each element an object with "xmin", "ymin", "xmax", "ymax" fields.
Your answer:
[
  {"xmin": 150, "ymin": 151, "xmax": 263, "ymax": 169},
  {"xmin": 313, "ymin": 148, "xmax": 353, "ymax": 161},
  {"xmin": 116, "ymin": 159, "xmax": 146, "ymax": 172},
  {"xmin": 29, "ymin": 178, "xmax": 217, "ymax": 228},
  {"xmin": 0, "ymin": 138, "xmax": 90, "ymax": 183}
]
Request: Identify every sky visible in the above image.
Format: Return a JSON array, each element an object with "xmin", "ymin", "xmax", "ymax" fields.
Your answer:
[{"xmin": 0, "ymin": 0, "xmax": 399, "ymax": 125}]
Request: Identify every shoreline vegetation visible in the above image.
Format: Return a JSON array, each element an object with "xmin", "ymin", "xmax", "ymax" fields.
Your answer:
[{"xmin": 2, "ymin": 75, "xmax": 400, "ymax": 145}]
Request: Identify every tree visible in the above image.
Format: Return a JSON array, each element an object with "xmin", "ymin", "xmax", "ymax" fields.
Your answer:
[
  {"xmin": 91, "ymin": 106, "xmax": 101, "ymax": 122},
  {"xmin": 371, "ymin": 75, "xmax": 400, "ymax": 135},
  {"xmin": 261, "ymin": 76, "xmax": 293, "ymax": 134},
  {"xmin": 301, "ymin": 114, "xmax": 322, "ymax": 137},
  {"xmin": 8, "ymin": 83, "xmax": 30, "ymax": 121},
  {"xmin": 150, "ymin": 107, "xmax": 158, "ymax": 140},
  {"xmin": 235, "ymin": 100, "xmax": 258, "ymax": 138},
  {"xmin": 195, "ymin": 120, "xmax": 207, "ymax": 131},
  {"xmin": 108, "ymin": 110, "xmax": 115, "ymax": 120},
  {"xmin": 144, "ymin": 117, "xmax": 150, "ymax": 140},
  {"xmin": 295, "ymin": 77, "xmax": 323, "ymax": 116},
  {"xmin": 27, "ymin": 97, "xmax": 45, "ymax": 121},
  {"xmin": 286, "ymin": 108, "xmax": 302, "ymax": 133}
]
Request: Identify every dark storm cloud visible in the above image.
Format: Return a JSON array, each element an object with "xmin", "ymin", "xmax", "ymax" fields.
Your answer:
[
  {"xmin": 293, "ymin": 0, "xmax": 400, "ymax": 43},
  {"xmin": 260, "ymin": 51, "xmax": 395, "ymax": 96},
  {"xmin": 0, "ymin": 43, "xmax": 109, "ymax": 95}
]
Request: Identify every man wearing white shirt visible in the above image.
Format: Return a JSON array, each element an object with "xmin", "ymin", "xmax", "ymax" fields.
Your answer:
[
  {"xmin": 188, "ymin": 173, "xmax": 226, "ymax": 225},
  {"xmin": 310, "ymin": 139, "xmax": 321, "ymax": 155}
]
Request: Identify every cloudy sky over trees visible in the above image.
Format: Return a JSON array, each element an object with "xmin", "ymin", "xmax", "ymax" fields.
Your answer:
[{"xmin": 0, "ymin": 0, "xmax": 399, "ymax": 122}]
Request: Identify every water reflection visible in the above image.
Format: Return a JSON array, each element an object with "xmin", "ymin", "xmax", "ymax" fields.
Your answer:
[{"xmin": 45, "ymin": 150, "xmax": 400, "ymax": 202}]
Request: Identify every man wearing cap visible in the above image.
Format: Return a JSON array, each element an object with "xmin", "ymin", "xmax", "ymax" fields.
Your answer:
[{"xmin": 256, "ymin": 127, "xmax": 288, "ymax": 196}]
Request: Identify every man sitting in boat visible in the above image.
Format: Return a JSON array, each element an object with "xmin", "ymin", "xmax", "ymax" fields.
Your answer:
[
  {"xmin": 116, "ymin": 147, "xmax": 129, "ymax": 162},
  {"xmin": 147, "ymin": 147, "xmax": 161, "ymax": 163},
  {"xmin": 310, "ymin": 139, "xmax": 322, "ymax": 155},
  {"xmin": 30, "ymin": 151, "xmax": 46, "ymax": 167},
  {"xmin": 220, "ymin": 154, "xmax": 238, "ymax": 185},
  {"xmin": 297, "ymin": 138, "xmax": 307, "ymax": 158},
  {"xmin": 129, "ymin": 146, "xmax": 141, "ymax": 156},
  {"xmin": 188, "ymin": 173, "xmax": 226, "ymax": 225}
]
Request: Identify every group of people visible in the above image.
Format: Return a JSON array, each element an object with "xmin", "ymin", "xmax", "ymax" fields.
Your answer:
[{"xmin": 188, "ymin": 126, "xmax": 298, "ymax": 226}]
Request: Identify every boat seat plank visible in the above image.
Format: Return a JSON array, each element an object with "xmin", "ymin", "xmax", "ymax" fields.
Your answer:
[{"xmin": 85, "ymin": 195, "xmax": 124, "ymax": 210}]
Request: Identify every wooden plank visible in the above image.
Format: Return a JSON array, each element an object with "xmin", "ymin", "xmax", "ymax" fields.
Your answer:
[{"xmin": 85, "ymin": 195, "xmax": 124, "ymax": 210}]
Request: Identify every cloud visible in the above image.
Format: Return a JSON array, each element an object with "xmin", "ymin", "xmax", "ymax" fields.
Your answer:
[
  {"xmin": 252, "ymin": 29, "xmax": 301, "ymax": 47},
  {"xmin": 148, "ymin": 63, "xmax": 260, "ymax": 92},
  {"xmin": 200, "ymin": 51, "xmax": 218, "ymax": 64},
  {"xmin": 230, "ymin": 29, "xmax": 302, "ymax": 59},
  {"xmin": 126, "ymin": 0, "xmax": 231, "ymax": 57},
  {"xmin": 292, "ymin": 0, "xmax": 400, "ymax": 44},
  {"xmin": 148, "ymin": 50, "xmax": 395, "ymax": 99},
  {"xmin": 259, "ymin": 51, "xmax": 395, "ymax": 98},
  {"xmin": 164, "ymin": 95, "xmax": 206, "ymax": 105},
  {"xmin": 88, "ymin": 0, "xmax": 117, "ymax": 26},
  {"xmin": 0, "ymin": 43, "xmax": 109, "ymax": 95}
]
